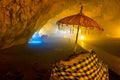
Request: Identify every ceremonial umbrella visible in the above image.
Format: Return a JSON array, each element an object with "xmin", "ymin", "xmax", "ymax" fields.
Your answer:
[{"xmin": 56, "ymin": 6, "xmax": 103, "ymax": 53}]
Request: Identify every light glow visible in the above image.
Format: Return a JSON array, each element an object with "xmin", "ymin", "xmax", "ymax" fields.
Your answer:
[
  {"xmin": 28, "ymin": 31, "xmax": 42, "ymax": 44},
  {"xmin": 80, "ymin": 35, "xmax": 85, "ymax": 40}
]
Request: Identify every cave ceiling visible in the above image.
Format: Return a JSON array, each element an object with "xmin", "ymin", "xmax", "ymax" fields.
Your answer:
[{"xmin": 0, "ymin": 0, "xmax": 120, "ymax": 49}]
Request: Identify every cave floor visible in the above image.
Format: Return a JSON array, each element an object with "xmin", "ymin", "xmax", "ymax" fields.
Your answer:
[{"xmin": 0, "ymin": 37, "xmax": 119, "ymax": 80}]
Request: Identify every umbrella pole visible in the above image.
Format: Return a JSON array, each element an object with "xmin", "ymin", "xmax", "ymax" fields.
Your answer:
[{"xmin": 74, "ymin": 25, "xmax": 80, "ymax": 53}]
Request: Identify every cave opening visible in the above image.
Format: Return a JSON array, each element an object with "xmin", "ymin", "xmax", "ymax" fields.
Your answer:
[{"xmin": 28, "ymin": 31, "xmax": 42, "ymax": 44}]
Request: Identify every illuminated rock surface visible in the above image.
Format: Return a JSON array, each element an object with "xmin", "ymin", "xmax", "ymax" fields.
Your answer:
[{"xmin": 0, "ymin": 0, "xmax": 120, "ymax": 49}]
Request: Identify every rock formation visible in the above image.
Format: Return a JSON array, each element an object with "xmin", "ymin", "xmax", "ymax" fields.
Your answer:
[{"xmin": 0, "ymin": 0, "xmax": 120, "ymax": 49}]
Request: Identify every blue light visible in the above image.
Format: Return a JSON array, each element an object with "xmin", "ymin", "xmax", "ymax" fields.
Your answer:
[
  {"xmin": 28, "ymin": 31, "xmax": 42, "ymax": 44},
  {"xmin": 28, "ymin": 41, "xmax": 42, "ymax": 44}
]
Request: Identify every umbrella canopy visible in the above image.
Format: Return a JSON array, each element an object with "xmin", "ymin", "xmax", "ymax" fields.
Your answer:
[
  {"xmin": 56, "ymin": 6, "xmax": 103, "ymax": 53},
  {"xmin": 57, "ymin": 6, "xmax": 103, "ymax": 30}
]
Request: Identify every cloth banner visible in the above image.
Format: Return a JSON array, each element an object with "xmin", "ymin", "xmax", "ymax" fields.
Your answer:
[{"xmin": 50, "ymin": 52, "xmax": 109, "ymax": 80}]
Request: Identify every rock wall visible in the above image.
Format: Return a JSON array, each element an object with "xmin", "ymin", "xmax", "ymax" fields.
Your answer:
[
  {"xmin": 0, "ymin": 0, "xmax": 120, "ymax": 49},
  {"xmin": 0, "ymin": 0, "xmax": 67, "ymax": 49}
]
